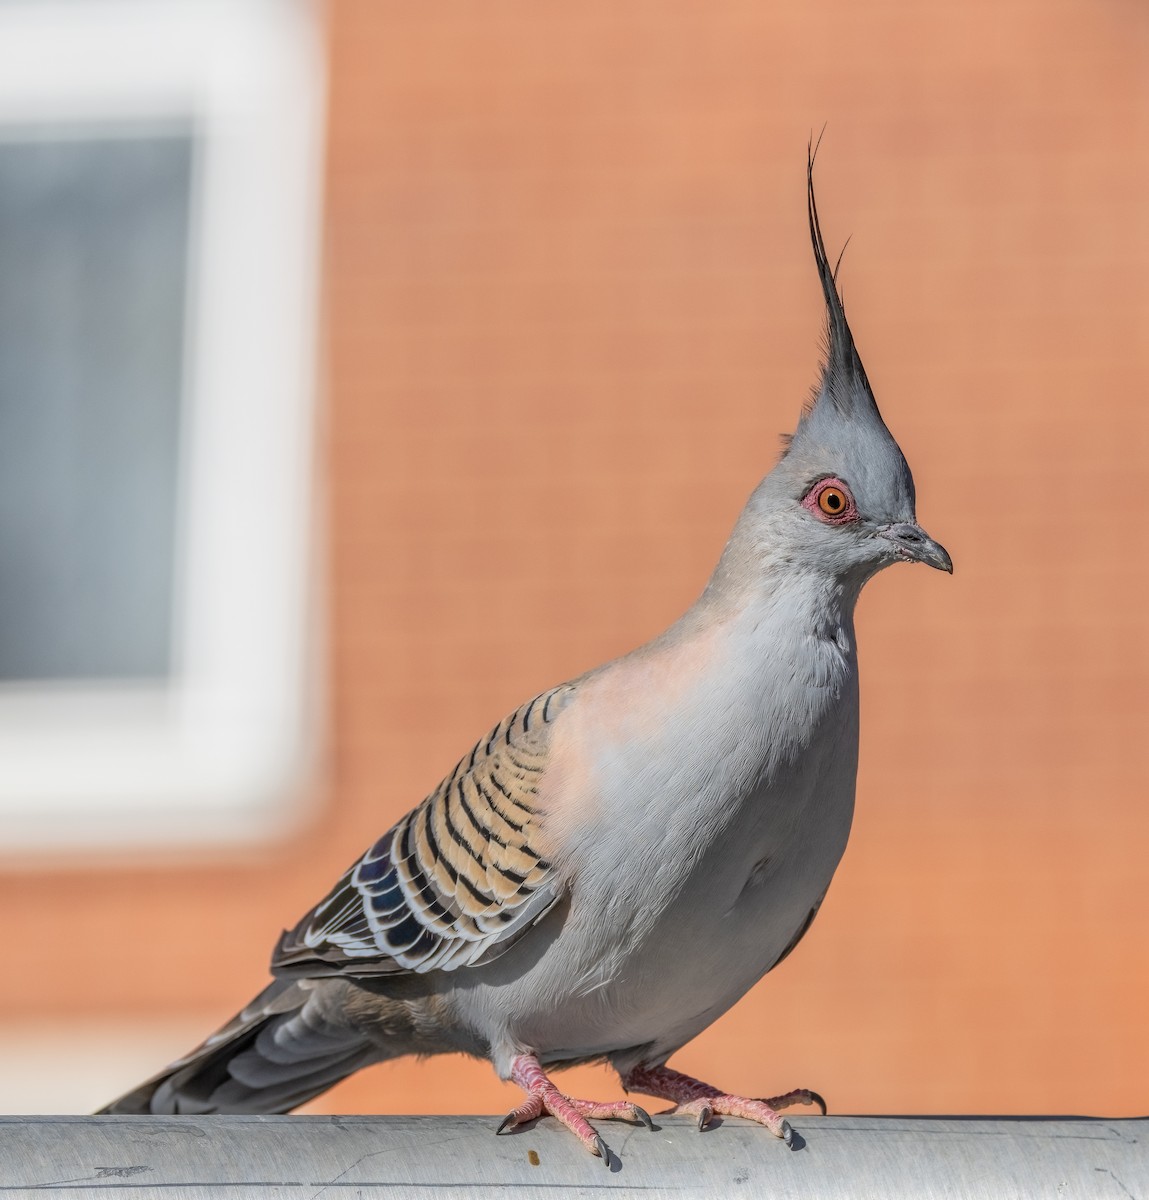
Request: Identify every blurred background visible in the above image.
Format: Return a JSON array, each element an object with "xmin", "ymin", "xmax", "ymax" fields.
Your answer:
[{"xmin": 0, "ymin": 0, "xmax": 1147, "ymax": 1120}]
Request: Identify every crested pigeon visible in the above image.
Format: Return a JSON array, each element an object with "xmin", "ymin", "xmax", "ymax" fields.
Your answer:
[{"xmin": 101, "ymin": 148, "xmax": 951, "ymax": 1164}]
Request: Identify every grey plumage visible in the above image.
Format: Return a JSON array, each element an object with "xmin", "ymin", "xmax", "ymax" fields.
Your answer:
[{"xmin": 102, "ymin": 149, "xmax": 950, "ymax": 1156}]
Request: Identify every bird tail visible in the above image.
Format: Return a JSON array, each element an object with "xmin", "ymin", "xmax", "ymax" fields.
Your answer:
[{"xmin": 98, "ymin": 978, "xmax": 388, "ymax": 1115}]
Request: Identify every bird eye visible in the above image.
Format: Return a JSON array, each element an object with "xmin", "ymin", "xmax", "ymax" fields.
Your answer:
[
  {"xmin": 818, "ymin": 487, "xmax": 847, "ymax": 516},
  {"xmin": 802, "ymin": 477, "xmax": 857, "ymax": 524}
]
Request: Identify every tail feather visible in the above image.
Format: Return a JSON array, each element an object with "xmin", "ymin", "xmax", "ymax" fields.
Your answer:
[{"xmin": 99, "ymin": 979, "xmax": 386, "ymax": 1115}]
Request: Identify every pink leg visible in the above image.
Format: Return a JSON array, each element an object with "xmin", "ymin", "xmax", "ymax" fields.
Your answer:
[
  {"xmin": 621, "ymin": 1063, "xmax": 826, "ymax": 1145},
  {"xmin": 497, "ymin": 1054, "xmax": 653, "ymax": 1164}
]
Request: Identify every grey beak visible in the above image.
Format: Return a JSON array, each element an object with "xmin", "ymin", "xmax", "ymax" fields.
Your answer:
[{"xmin": 876, "ymin": 522, "xmax": 953, "ymax": 573}]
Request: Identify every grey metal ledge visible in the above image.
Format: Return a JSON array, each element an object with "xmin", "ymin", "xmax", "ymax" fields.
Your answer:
[{"xmin": 1, "ymin": 1114, "xmax": 1145, "ymax": 1198}]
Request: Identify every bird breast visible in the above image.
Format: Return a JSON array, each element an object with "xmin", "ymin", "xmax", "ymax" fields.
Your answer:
[{"xmin": 465, "ymin": 587, "xmax": 861, "ymax": 1072}]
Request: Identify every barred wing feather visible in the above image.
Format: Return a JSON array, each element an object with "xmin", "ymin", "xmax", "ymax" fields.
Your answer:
[{"xmin": 272, "ymin": 683, "xmax": 576, "ymax": 977}]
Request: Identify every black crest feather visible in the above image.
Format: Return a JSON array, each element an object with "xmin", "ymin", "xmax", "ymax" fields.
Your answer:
[{"xmin": 806, "ymin": 133, "xmax": 877, "ymax": 414}]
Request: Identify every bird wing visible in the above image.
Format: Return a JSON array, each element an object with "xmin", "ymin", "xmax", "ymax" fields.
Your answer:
[{"xmin": 272, "ymin": 682, "xmax": 576, "ymax": 977}]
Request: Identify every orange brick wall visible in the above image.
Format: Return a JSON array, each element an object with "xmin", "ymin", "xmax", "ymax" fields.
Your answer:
[{"xmin": 4, "ymin": 0, "xmax": 1149, "ymax": 1119}]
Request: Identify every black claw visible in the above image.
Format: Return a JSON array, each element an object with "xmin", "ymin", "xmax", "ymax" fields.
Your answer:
[
  {"xmin": 593, "ymin": 1133, "xmax": 610, "ymax": 1165},
  {"xmin": 781, "ymin": 1120, "xmax": 793, "ymax": 1146},
  {"xmin": 697, "ymin": 1104, "xmax": 713, "ymax": 1131},
  {"xmin": 496, "ymin": 1113, "xmax": 515, "ymax": 1135},
  {"xmin": 632, "ymin": 1105, "xmax": 654, "ymax": 1130},
  {"xmin": 809, "ymin": 1091, "xmax": 828, "ymax": 1116}
]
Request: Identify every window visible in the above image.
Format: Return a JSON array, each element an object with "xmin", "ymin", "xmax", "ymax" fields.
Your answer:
[{"xmin": 0, "ymin": 0, "xmax": 325, "ymax": 851}]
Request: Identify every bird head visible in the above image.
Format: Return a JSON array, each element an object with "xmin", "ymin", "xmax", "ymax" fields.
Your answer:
[{"xmin": 748, "ymin": 147, "xmax": 952, "ymax": 586}]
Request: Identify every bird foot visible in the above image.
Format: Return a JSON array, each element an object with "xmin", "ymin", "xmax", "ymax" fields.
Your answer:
[
  {"xmin": 498, "ymin": 1053, "xmax": 653, "ymax": 1164},
  {"xmin": 664, "ymin": 1094, "xmax": 793, "ymax": 1141},
  {"xmin": 622, "ymin": 1064, "xmax": 825, "ymax": 1143}
]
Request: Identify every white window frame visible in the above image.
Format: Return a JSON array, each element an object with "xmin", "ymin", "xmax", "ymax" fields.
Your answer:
[{"xmin": 0, "ymin": 0, "xmax": 326, "ymax": 853}]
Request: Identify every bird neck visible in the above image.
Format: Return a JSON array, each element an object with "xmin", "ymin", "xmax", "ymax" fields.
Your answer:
[{"xmin": 694, "ymin": 519, "xmax": 866, "ymax": 642}]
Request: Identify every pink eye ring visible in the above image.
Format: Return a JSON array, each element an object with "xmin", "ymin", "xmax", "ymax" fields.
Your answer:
[{"xmin": 802, "ymin": 477, "xmax": 858, "ymax": 525}]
